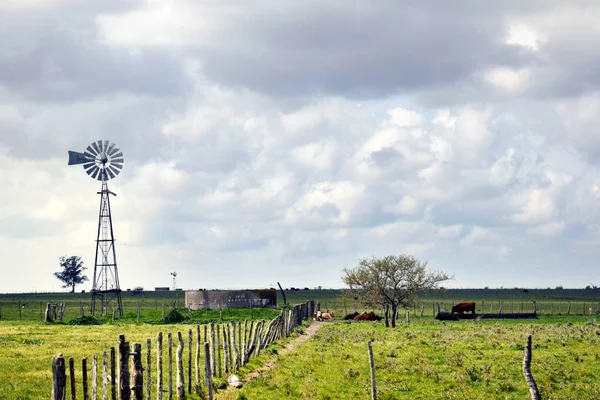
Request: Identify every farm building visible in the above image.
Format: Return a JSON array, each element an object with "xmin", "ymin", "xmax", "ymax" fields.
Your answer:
[{"xmin": 185, "ymin": 289, "xmax": 277, "ymax": 310}]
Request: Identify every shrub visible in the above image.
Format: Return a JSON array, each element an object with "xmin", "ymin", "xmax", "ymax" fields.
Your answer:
[
  {"xmin": 163, "ymin": 309, "xmax": 186, "ymax": 323},
  {"xmin": 69, "ymin": 316, "xmax": 100, "ymax": 325}
]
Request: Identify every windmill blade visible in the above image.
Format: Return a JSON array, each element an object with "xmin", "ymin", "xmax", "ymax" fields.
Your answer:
[
  {"xmin": 84, "ymin": 151, "xmax": 96, "ymax": 160},
  {"xmin": 111, "ymin": 151, "xmax": 123, "ymax": 159},
  {"xmin": 103, "ymin": 140, "xmax": 109, "ymax": 152},
  {"xmin": 97, "ymin": 169, "xmax": 107, "ymax": 181},
  {"xmin": 68, "ymin": 151, "xmax": 89, "ymax": 165},
  {"xmin": 111, "ymin": 159, "xmax": 124, "ymax": 165},
  {"xmin": 82, "ymin": 162, "xmax": 95, "ymax": 171},
  {"xmin": 108, "ymin": 165, "xmax": 121, "ymax": 177},
  {"xmin": 91, "ymin": 142, "xmax": 101, "ymax": 155},
  {"xmin": 111, "ymin": 162, "xmax": 123, "ymax": 170},
  {"xmin": 86, "ymin": 145, "xmax": 98, "ymax": 156},
  {"xmin": 96, "ymin": 140, "xmax": 104, "ymax": 153},
  {"xmin": 88, "ymin": 166, "xmax": 100, "ymax": 179},
  {"xmin": 106, "ymin": 167, "xmax": 116, "ymax": 180},
  {"xmin": 108, "ymin": 145, "xmax": 120, "ymax": 156},
  {"xmin": 106, "ymin": 142, "xmax": 116, "ymax": 156}
]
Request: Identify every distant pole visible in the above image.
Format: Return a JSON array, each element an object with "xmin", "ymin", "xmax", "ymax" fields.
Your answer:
[{"xmin": 277, "ymin": 282, "xmax": 287, "ymax": 306}]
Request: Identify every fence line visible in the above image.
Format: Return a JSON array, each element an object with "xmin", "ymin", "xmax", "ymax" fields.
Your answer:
[{"xmin": 51, "ymin": 301, "xmax": 314, "ymax": 400}]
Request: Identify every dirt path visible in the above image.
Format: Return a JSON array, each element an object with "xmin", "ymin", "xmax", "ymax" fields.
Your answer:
[
  {"xmin": 217, "ymin": 321, "xmax": 325, "ymax": 396},
  {"xmin": 242, "ymin": 321, "xmax": 324, "ymax": 382}
]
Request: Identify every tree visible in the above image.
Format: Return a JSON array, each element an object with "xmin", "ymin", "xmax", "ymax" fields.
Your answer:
[
  {"xmin": 54, "ymin": 256, "xmax": 88, "ymax": 293},
  {"xmin": 342, "ymin": 254, "xmax": 452, "ymax": 327}
]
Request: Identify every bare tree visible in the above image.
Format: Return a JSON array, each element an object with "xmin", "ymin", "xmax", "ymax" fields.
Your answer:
[{"xmin": 343, "ymin": 255, "xmax": 451, "ymax": 327}]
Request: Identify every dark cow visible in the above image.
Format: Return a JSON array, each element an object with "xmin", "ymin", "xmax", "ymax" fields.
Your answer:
[
  {"xmin": 451, "ymin": 302, "xmax": 476, "ymax": 315},
  {"xmin": 344, "ymin": 312, "xmax": 359, "ymax": 320}
]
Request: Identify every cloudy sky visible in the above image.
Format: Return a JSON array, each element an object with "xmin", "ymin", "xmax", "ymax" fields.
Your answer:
[{"xmin": 1, "ymin": 1, "xmax": 600, "ymax": 293}]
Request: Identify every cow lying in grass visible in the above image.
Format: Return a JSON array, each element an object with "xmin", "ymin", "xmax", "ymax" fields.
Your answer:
[
  {"xmin": 344, "ymin": 312, "xmax": 359, "ymax": 320},
  {"xmin": 312, "ymin": 311, "xmax": 335, "ymax": 321},
  {"xmin": 353, "ymin": 311, "xmax": 383, "ymax": 321}
]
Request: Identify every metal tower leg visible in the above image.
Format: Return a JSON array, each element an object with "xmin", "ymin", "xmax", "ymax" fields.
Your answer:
[{"xmin": 91, "ymin": 180, "xmax": 123, "ymax": 316}]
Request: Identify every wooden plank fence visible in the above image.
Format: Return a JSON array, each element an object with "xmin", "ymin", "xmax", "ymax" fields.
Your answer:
[{"xmin": 51, "ymin": 301, "xmax": 314, "ymax": 399}]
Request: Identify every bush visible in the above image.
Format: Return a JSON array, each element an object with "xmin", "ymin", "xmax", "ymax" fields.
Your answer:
[
  {"xmin": 163, "ymin": 309, "xmax": 186, "ymax": 323},
  {"xmin": 69, "ymin": 316, "xmax": 100, "ymax": 325}
]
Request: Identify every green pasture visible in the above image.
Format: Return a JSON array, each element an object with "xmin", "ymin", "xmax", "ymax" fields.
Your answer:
[
  {"xmin": 1, "ymin": 313, "xmax": 600, "ymax": 399},
  {"xmin": 2, "ymin": 288, "xmax": 600, "ymax": 399},
  {"xmin": 219, "ymin": 316, "xmax": 600, "ymax": 400},
  {"xmin": 0, "ymin": 308, "xmax": 284, "ymax": 400}
]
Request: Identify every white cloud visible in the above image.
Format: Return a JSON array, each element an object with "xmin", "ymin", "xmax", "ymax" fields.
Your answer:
[
  {"xmin": 438, "ymin": 224, "xmax": 464, "ymax": 239},
  {"xmin": 506, "ymin": 24, "xmax": 546, "ymax": 51},
  {"xmin": 527, "ymin": 221, "xmax": 565, "ymax": 237},
  {"xmin": 484, "ymin": 67, "xmax": 532, "ymax": 93}
]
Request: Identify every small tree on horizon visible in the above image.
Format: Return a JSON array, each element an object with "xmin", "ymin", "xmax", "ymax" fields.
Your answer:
[
  {"xmin": 54, "ymin": 256, "xmax": 89, "ymax": 293},
  {"xmin": 342, "ymin": 254, "xmax": 452, "ymax": 327}
]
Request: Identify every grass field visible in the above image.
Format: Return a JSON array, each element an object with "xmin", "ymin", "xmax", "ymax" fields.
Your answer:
[
  {"xmin": 2, "ymin": 288, "xmax": 600, "ymax": 399},
  {"xmin": 218, "ymin": 316, "xmax": 600, "ymax": 400}
]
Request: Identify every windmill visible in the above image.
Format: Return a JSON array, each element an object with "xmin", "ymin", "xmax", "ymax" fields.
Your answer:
[
  {"xmin": 68, "ymin": 140, "xmax": 124, "ymax": 316},
  {"xmin": 171, "ymin": 272, "xmax": 177, "ymax": 291}
]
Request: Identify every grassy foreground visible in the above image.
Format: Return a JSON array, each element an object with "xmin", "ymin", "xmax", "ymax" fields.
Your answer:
[{"xmin": 218, "ymin": 316, "xmax": 600, "ymax": 400}]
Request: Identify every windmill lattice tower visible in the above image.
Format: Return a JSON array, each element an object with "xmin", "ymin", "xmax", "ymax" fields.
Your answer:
[{"xmin": 68, "ymin": 140, "xmax": 124, "ymax": 316}]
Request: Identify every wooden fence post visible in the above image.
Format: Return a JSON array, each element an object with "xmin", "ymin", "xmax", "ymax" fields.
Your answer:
[
  {"xmin": 188, "ymin": 330, "xmax": 192, "ymax": 394},
  {"xmin": 146, "ymin": 339, "xmax": 151, "ymax": 400},
  {"xmin": 111, "ymin": 347, "xmax": 116, "ymax": 400},
  {"xmin": 242, "ymin": 320, "xmax": 247, "ymax": 363},
  {"xmin": 157, "ymin": 332, "xmax": 163, "ymax": 400},
  {"xmin": 132, "ymin": 343, "xmax": 143, "ymax": 400},
  {"xmin": 168, "ymin": 333, "xmax": 173, "ymax": 400},
  {"xmin": 209, "ymin": 323, "xmax": 216, "ymax": 376},
  {"xmin": 223, "ymin": 326, "xmax": 230, "ymax": 374},
  {"xmin": 52, "ymin": 354, "xmax": 67, "ymax": 400},
  {"xmin": 231, "ymin": 321, "xmax": 239, "ymax": 372},
  {"xmin": 118, "ymin": 335, "xmax": 131, "ymax": 400},
  {"xmin": 92, "ymin": 355, "xmax": 98, "ymax": 400},
  {"xmin": 216, "ymin": 325, "xmax": 222, "ymax": 377},
  {"xmin": 522, "ymin": 335, "xmax": 540, "ymax": 400},
  {"xmin": 195, "ymin": 325, "xmax": 201, "ymax": 394},
  {"xmin": 103, "ymin": 352, "xmax": 108, "ymax": 400},
  {"xmin": 82, "ymin": 357, "xmax": 89, "ymax": 400},
  {"xmin": 203, "ymin": 343, "xmax": 213, "ymax": 400},
  {"xmin": 69, "ymin": 357, "xmax": 76, "ymax": 400},
  {"xmin": 176, "ymin": 332, "xmax": 185, "ymax": 399},
  {"xmin": 368, "ymin": 341, "xmax": 376, "ymax": 400}
]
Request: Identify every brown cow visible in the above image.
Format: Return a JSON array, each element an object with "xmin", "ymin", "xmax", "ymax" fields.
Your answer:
[
  {"xmin": 353, "ymin": 311, "xmax": 382, "ymax": 321},
  {"xmin": 320, "ymin": 312, "xmax": 334, "ymax": 321},
  {"xmin": 451, "ymin": 302, "xmax": 476, "ymax": 314}
]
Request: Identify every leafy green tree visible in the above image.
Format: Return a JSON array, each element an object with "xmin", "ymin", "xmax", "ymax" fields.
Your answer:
[
  {"xmin": 54, "ymin": 256, "xmax": 89, "ymax": 293},
  {"xmin": 343, "ymin": 254, "xmax": 452, "ymax": 327}
]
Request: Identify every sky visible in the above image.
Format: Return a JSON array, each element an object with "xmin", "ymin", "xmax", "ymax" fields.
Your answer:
[{"xmin": 1, "ymin": 1, "xmax": 600, "ymax": 293}]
